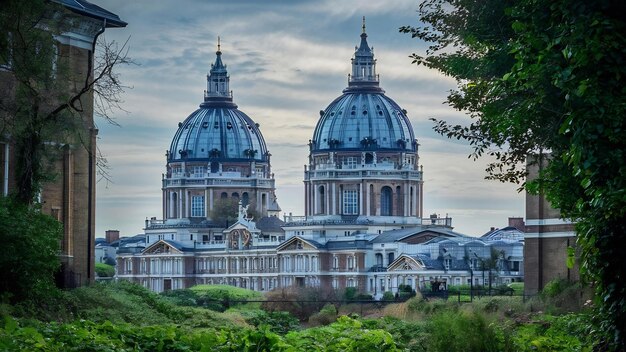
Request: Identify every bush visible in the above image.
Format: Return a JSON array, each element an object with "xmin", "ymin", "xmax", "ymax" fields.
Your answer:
[
  {"xmin": 0, "ymin": 197, "xmax": 62, "ymax": 302},
  {"xmin": 189, "ymin": 284, "xmax": 263, "ymax": 312},
  {"xmin": 382, "ymin": 291, "xmax": 395, "ymax": 301},
  {"xmin": 426, "ymin": 310, "xmax": 506, "ymax": 352},
  {"xmin": 308, "ymin": 303, "xmax": 337, "ymax": 326},
  {"xmin": 94, "ymin": 263, "xmax": 115, "ymax": 278},
  {"xmin": 246, "ymin": 310, "xmax": 300, "ymax": 335},
  {"xmin": 262, "ymin": 287, "xmax": 337, "ymax": 321},
  {"xmin": 344, "ymin": 287, "xmax": 358, "ymax": 301}
]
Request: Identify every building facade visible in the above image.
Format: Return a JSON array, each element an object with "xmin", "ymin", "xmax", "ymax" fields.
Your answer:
[
  {"xmin": 116, "ymin": 24, "xmax": 524, "ymax": 295},
  {"xmin": 1, "ymin": 0, "xmax": 126, "ymax": 287},
  {"xmin": 524, "ymin": 156, "xmax": 578, "ymax": 295}
]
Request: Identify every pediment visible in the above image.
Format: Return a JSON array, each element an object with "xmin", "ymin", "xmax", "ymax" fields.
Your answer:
[
  {"xmin": 142, "ymin": 240, "xmax": 182, "ymax": 255},
  {"xmin": 388, "ymin": 255, "xmax": 425, "ymax": 271},
  {"xmin": 276, "ymin": 236, "xmax": 319, "ymax": 252}
]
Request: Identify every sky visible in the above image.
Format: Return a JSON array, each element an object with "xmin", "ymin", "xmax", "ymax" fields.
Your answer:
[{"xmin": 93, "ymin": 0, "xmax": 524, "ymax": 238}]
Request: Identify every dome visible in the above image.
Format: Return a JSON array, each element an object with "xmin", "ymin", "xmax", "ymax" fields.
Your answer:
[
  {"xmin": 167, "ymin": 43, "xmax": 268, "ymax": 163},
  {"xmin": 311, "ymin": 21, "xmax": 416, "ymax": 153},
  {"xmin": 311, "ymin": 91, "xmax": 416, "ymax": 152},
  {"xmin": 168, "ymin": 107, "xmax": 268, "ymax": 162}
]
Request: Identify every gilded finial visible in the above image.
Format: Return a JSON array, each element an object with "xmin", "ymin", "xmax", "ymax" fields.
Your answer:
[
  {"xmin": 362, "ymin": 16, "xmax": 366, "ymax": 33},
  {"xmin": 217, "ymin": 36, "xmax": 221, "ymax": 52}
]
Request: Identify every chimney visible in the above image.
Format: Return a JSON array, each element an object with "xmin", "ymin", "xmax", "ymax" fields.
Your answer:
[
  {"xmin": 105, "ymin": 230, "xmax": 120, "ymax": 243},
  {"xmin": 508, "ymin": 217, "xmax": 525, "ymax": 231}
]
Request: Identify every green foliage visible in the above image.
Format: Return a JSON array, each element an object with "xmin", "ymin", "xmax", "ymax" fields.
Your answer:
[
  {"xmin": 542, "ymin": 279, "xmax": 570, "ymax": 298},
  {"xmin": 382, "ymin": 291, "xmax": 395, "ymax": 301},
  {"xmin": 308, "ymin": 303, "xmax": 338, "ymax": 327},
  {"xmin": 209, "ymin": 199, "xmax": 261, "ymax": 225},
  {"xmin": 263, "ymin": 287, "xmax": 337, "ymax": 321},
  {"xmin": 0, "ymin": 197, "xmax": 62, "ymax": 302},
  {"xmin": 187, "ymin": 284, "xmax": 263, "ymax": 312},
  {"xmin": 402, "ymin": 0, "xmax": 626, "ymax": 348},
  {"xmin": 284, "ymin": 316, "xmax": 399, "ymax": 351},
  {"xmin": 512, "ymin": 314, "xmax": 592, "ymax": 352},
  {"xmin": 426, "ymin": 311, "xmax": 506, "ymax": 352},
  {"xmin": 245, "ymin": 310, "xmax": 300, "ymax": 335},
  {"xmin": 343, "ymin": 287, "xmax": 358, "ymax": 301},
  {"xmin": 59, "ymin": 281, "xmax": 246, "ymax": 329},
  {"xmin": 94, "ymin": 263, "xmax": 115, "ymax": 278},
  {"xmin": 361, "ymin": 316, "xmax": 428, "ymax": 351},
  {"xmin": 508, "ymin": 282, "xmax": 524, "ymax": 295}
]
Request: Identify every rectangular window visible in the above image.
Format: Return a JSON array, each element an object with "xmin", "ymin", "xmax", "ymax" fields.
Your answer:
[
  {"xmin": 191, "ymin": 196, "xmax": 205, "ymax": 217},
  {"xmin": 342, "ymin": 190, "xmax": 358, "ymax": 215},
  {"xmin": 192, "ymin": 166, "xmax": 205, "ymax": 177},
  {"xmin": 343, "ymin": 156, "xmax": 358, "ymax": 169},
  {"xmin": 172, "ymin": 166, "xmax": 182, "ymax": 177}
]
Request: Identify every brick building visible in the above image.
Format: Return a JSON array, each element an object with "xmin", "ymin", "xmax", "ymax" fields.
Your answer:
[
  {"xmin": 0, "ymin": 0, "xmax": 126, "ymax": 287},
  {"xmin": 524, "ymin": 156, "xmax": 579, "ymax": 295}
]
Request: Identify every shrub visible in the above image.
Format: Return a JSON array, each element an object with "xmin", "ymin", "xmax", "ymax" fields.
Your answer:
[
  {"xmin": 344, "ymin": 287, "xmax": 358, "ymax": 301},
  {"xmin": 382, "ymin": 291, "xmax": 395, "ymax": 301},
  {"xmin": 246, "ymin": 310, "xmax": 300, "ymax": 335},
  {"xmin": 189, "ymin": 284, "xmax": 263, "ymax": 312},
  {"xmin": 160, "ymin": 288, "xmax": 198, "ymax": 306},
  {"xmin": 308, "ymin": 303, "xmax": 338, "ymax": 326},
  {"xmin": 262, "ymin": 287, "xmax": 337, "ymax": 321},
  {"xmin": 426, "ymin": 310, "xmax": 506, "ymax": 352},
  {"xmin": 0, "ymin": 197, "xmax": 62, "ymax": 302},
  {"xmin": 94, "ymin": 263, "xmax": 115, "ymax": 278}
]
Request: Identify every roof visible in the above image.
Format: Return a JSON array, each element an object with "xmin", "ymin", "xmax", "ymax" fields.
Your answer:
[
  {"xmin": 371, "ymin": 226, "xmax": 465, "ymax": 244},
  {"xmin": 56, "ymin": 0, "xmax": 127, "ymax": 27},
  {"xmin": 310, "ymin": 27, "xmax": 415, "ymax": 153},
  {"xmin": 256, "ymin": 216, "xmax": 285, "ymax": 233}
]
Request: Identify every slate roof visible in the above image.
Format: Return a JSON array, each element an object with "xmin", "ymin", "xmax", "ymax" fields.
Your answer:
[
  {"xmin": 56, "ymin": 0, "xmax": 127, "ymax": 27},
  {"xmin": 371, "ymin": 226, "xmax": 465, "ymax": 244},
  {"xmin": 256, "ymin": 216, "xmax": 285, "ymax": 233}
]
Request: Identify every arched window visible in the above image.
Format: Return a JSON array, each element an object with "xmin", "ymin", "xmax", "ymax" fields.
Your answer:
[
  {"xmin": 232, "ymin": 192, "xmax": 239, "ymax": 199},
  {"xmin": 381, "ymin": 186, "xmax": 392, "ymax": 216},
  {"xmin": 221, "ymin": 192, "xmax": 228, "ymax": 199},
  {"xmin": 409, "ymin": 186, "xmax": 414, "ymax": 216},
  {"xmin": 369, "ymin": 184, "xmax": 375, "ymax": 215},
  {"xmin": 171, "ymin": 192, "xmax": 178, "ymax": 218},
  {"xmin": 318, "ymin": 186, "xmax": 325, "ymax": 214},
  {"xmin": 365, "ymin": 153, "xmax": 374, "ymax": 164},
  {"xmin": 242, "ymin": 192, "xmax": 249, "ymax": 206},
  {"xmin": 388, "ymin": 252, "xmax": 395, "ymax": 265},
  {"xmin": 210, "ymin": 161, "xmax": 219, "ymax": 173},
  {"xmin": 375, "ymin": 253, "xmax": 383, "ymax": 267},
  {"xmin": 396, "ymin": 186, "xmax": 403, "ymax": 216}
]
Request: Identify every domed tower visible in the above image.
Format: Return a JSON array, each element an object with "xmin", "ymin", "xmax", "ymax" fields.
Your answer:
[
  {"xmin": 305, "ymin": 21, "xmax": 423, "ymax": 224},
  {"xmin": 163, "ymin": 40, "xmax": 279, "ymax": 223}
]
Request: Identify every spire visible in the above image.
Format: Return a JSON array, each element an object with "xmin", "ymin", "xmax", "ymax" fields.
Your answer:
[
  {"xmin": 203, "ymin": 36, "xmax": 234, "ymax": 106},
  {"xmin": 349, "ymin": 17, "xmax": 378, "ymax": 87}
]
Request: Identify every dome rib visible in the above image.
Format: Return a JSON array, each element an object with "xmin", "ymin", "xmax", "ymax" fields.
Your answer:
[
  {"xmin": 312, "ymin": 92, "xmax": 416, "ymax": 153},
  {"xmin": 168, "ymin": 107, "xmax": 268, "ymax": 163}
]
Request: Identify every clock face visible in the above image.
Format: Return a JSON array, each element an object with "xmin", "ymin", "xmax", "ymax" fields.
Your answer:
[
  {"xmin": 242, "ymin": 230, "xmax": 251, "ymax": 246},
  {"xmin": 229, "ymin": 229, "xmax": 252, "ymax": 248}
]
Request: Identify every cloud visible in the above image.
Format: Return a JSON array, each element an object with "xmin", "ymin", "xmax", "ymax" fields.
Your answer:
[{"xmin": 93, "ymin": 0, "xmax": 523, "ymax": 238}]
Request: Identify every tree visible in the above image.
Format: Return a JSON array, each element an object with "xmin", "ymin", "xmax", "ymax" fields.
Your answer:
[
  {"xmin": 0, "ymin": 197, "xmax": 62, "ymax": 301},
  {"xmin": 401, "ymin": 0, "xmax": 626, "ymax": 348},
  {"xmin": 0, "ymin": 0, "xmax": 131, "ymax": 204},
  {"xmin": 209, "ymin": 198, "xmax": 260, "ymax": 226}
]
